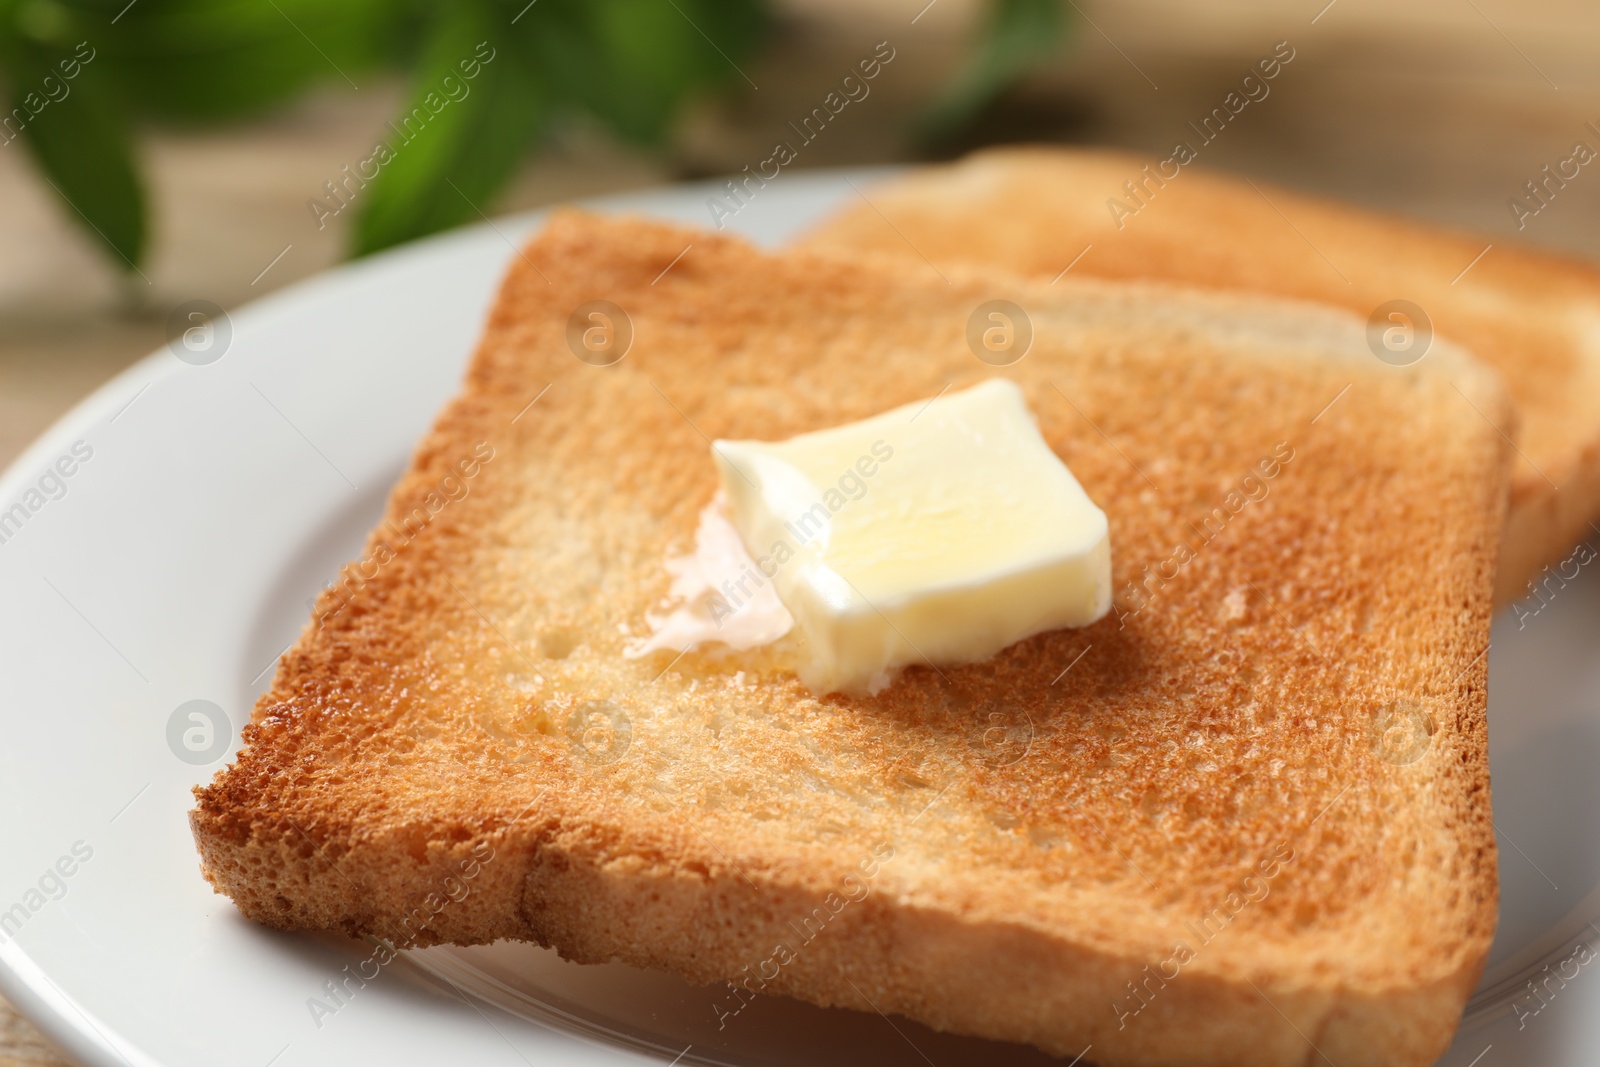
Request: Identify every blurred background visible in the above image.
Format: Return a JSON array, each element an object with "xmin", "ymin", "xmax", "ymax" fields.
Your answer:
[{"xmin": 1, "ymin": 0, "xmax": 1598, "ymax": 1058}]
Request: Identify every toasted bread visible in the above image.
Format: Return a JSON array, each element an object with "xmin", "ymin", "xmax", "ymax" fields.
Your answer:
[
  {"xmin": 192, "ymin": 212, "xmax": 1510, "ymax": 1067},
  {"xmin": 797, "ymin": 145, "xmax": 1600, "ymax": 605}
]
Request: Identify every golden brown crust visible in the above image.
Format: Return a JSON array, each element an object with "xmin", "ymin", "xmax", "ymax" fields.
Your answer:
[
  {"xmin": 797, "ymin": 145, "xmax": 1600, "ymax": 605},
  {"xmin": 192, "ymin": 212, "xmax": 1510, "ymax": 1067}
]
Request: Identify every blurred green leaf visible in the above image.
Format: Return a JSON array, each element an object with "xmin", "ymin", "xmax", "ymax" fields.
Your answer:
[
  {"xmin": 2, "ymin": 0, "xmax": 1066, "ymax": 276},
  {"xmin": 5, "ymin": 43, "xmax": 145, "ymax": 269},
  {"xmin": 510, "ymin": 0, "xmax": 764, "ymax": 145},
  {"xmin": 589, "ymin": 0, "xmax": 764, "ymax": 141},
  {"xmin": 574, "ymin": 0, "xmax": 708, "ymax": 140},
  {"xmin": 82, "ymin": 0, "xmax": 403, "ymax": 122},
  {"xmin": 353, "ymin": 0, "xmax": 765, "ymax": 254},
  {"xmin": 352, "ymin": 1, "xmax": 543, "ymax": 255},
  {"xmin": 917, "ymin": 0, "xmax": 1066, "ymax": 144}
]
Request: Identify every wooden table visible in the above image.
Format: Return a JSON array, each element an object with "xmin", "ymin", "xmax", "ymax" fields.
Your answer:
[{"xmin": 5, "ymin": 1, "xmax": 1599, "ymax": 1061}]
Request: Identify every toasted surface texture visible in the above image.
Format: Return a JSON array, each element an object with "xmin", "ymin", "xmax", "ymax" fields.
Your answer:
[
  {"xmin": 798, "ymin": 145, "xmax": 1600, "ymax": 605},
  {"xmin": 193, "ymin": 212, "xmax": 1510, "ymax": 1067}
]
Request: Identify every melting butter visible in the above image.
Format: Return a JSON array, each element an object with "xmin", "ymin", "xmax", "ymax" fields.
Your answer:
[{"xmin": 707, "ymin": 379, "xmax": 1112, "ymax": 694}]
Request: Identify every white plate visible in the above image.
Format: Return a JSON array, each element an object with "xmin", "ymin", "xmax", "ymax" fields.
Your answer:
[{"xmin": 0, "ymin": 170, "xmax": 1597, "ymax": 1067}]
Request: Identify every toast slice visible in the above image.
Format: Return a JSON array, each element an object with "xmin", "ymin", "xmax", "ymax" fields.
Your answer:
[
  {"xmin": 192, "ymin": 212, "xmax": 1510, "ymax": 1067},
  {"xmin": 797, "ymin": 145, "xmax": 1600, "ymax": 605}
]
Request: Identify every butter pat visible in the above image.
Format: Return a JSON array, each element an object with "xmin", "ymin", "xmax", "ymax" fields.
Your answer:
[{"xmin": 712, "ymin": 379, "xmax": 1111, "ymax": 695}]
